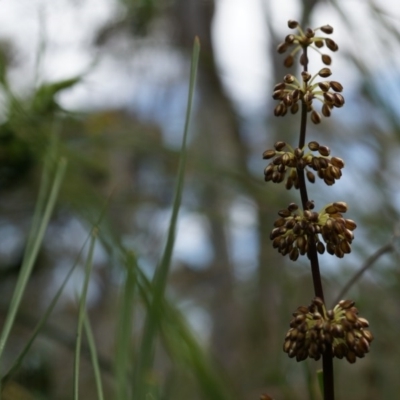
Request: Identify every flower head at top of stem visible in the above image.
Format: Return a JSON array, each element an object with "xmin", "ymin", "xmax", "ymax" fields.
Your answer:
[
  {"xmin": 272, "ymin": 20, "xmax": 344, "ymax": 125},
  {"xmin": 277, "ymin": 20, "xmax": 338, "ymax": 68}
]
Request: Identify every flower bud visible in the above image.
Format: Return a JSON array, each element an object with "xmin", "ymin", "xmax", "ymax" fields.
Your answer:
[
  {"xmin": 262, "ymin": 149, "xmax": 276, "ymax": 159},
  {"xmin": 333, "ymin": 93, "xmax": 345, "ymax": 107},
  {"xmin": 284, "ymin": 55, "xmax": 294, "ymax": 68},
  {"xmin": 290, "ymin": 103, "xmax": 299, "ymax": 114},
  {"xmin": 326, "ymin": 38, "xmax": 338, "ymax": 51},
  {"xmin": 330, "ymin": 81, "xmax": 343, "ymax": 92},
  {"xmin": 319, "ymin": 68, "xmax": 332, "ymax": 78},
  {"xmin": 318, "ymin": 81, "xmax": 331, "ymax": 92},
  {"xmin": 314, "ymin": 40, "xmax": 324, "ymax": 48},
  {"xmin": 284, "ymin": 74, "xmax": 295, "ymax": 83},
  {"xmin": 321, "ymin": 25, "xmax": 334, "ymax": 34},
  {"xmin": 322, "ymin": 103, "xmax": 331, "ymax": 117},
  {"xmin": 301, "ymin": 71, "xmax": 311, "ymax": 82},
  {"xmin": 306, "ymin": 170, "xmax": 315, "ymax": 183},
  {"xmin": 322, "ymin": 54, "xmax": 332, "ymax": 65},
  {"xmin": 285, "ymin": 34, "xmax": 295, "ymax": 44},
  {"xmin": 318, "ymin": 145, "xmax": 330, "ymax": 156},
  {"xmin": 305, "ymin": 28, "xmax": 315, "ymax": 38},
  {"xmin": 274, "ymin": 141, "xmax": 286, "ymax": 151},
  {"xmin": 308, "ymin": 141, "xmax": 320, "ymax": 151},
  {"xmin": 277, "ymin": 42, "xmax": 288, "ymax": 54},
  {"xmin": 311, "ymin": 110, "xmax": 321, "ymax": 124},
  {"xmin": 288, "ymin": 20, "xmax": 299, "ymax": 29}
]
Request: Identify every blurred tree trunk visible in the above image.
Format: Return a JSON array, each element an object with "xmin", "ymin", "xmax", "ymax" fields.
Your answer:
[{"xmin": 171, "ymin": 0, "xmax": 251, "ymax": 381}]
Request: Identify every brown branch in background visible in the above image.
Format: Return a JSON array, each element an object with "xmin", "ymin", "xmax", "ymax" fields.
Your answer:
[{"xmin": 333, "ymin": 242, "xmax": 394, "ymax": 305}]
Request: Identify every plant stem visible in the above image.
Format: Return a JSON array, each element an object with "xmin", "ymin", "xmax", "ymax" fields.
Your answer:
[{"xmin": 297, "ymin": 46, "xmax": 334, "ymax": 400}]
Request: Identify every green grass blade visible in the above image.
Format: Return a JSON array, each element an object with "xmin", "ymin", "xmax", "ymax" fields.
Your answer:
[
  {"xmin": 1, "ymin": 195, "xmax": 111, "ymax": 384},
  {"xmin": 154, "ymin": 36, "xmax": 200, "ymax": 290},
  {"xmin": 317, "ymin": 369, "xmax": 324, "ymax": 398},
  {"xmin": 115, "ymin": 252, "xmax": 137, "ymax": 400},
  {"xmin": 23, "ymin": 129, "xmax": 58, "ymax": 258},
  {"xmin": 2, "ymin": 233, "xmax": 92, "ymax": 384},
  {"xmin": 134, "ymin": 36, "xmax": 200, "ymax": 398},
  {"xmin": 161, "ymin": 303, "xmax": 234, "ymax": 400},
  {"xmin": 0, "ymin": 157, "xmax": 67, "ymax": 363},
  {"xmin": 303, "ymin": 362, "xmax": 317, "ymax": 400},
  {"xmin": 84, "ymin": 310, "xmax": 104, "ymax": 400},
  {"xmin": 73, "ymin": 228, "xmax": 97, "ymax": 400}
]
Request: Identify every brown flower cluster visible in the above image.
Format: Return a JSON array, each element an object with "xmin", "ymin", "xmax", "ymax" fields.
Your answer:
[
  {"xmin": 277, "ymin": 20, "xmax": 338, "ymax": 68},
  {"xmin": 272, "ymin": 69, "xmax": 345, "ymax": 124},
  {"xmin": 271, "ymin": 201, "xmax": 356, "ymax": 260},
  {"xmin": 263, "ymin": 140, "xmax": 345, "ymax": 188},
  {"xmin": 283, "ymin": 297, "xmax": 373, "ymax": 363}
]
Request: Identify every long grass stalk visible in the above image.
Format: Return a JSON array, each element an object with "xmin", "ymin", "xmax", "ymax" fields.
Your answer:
[
  {"xmin": 73, "ymin": 229, "xmax": 97, "ymax": 400},
  {"xmin": 115, "ymin": 252, "xmax": 137, "ymax": 400},
  {"xmin": 1, "ymin": 192, "xmax": 111, "ymax": 385},
  {"xmin": 83, "ymin": 310, "xmax": 104, "ymax": 400},
  {"xmin": 0, "ymin": 157, "xmax": 67, "ymax": 363},
  {"xmin": 133, "ymin": 37, "xmax": 200, "ymax": 398}
]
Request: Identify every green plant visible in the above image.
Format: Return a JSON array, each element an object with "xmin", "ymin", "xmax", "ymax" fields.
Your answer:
[{"xmin": 261, "ymin": 20, "xmax": 373, "ymax": 400}]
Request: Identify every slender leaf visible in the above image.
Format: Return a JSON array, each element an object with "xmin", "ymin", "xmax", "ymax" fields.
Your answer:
[
  {"xmin": 73, "ymin": 229, "xmax": 97, "ymax": 400},
  {"xmin": 114, "ymin": 252, "xmax": 137, "ymax": 400},
  {"xmin": 84, "ymin": 310, "xmax": 105, "ymax": 400},
  {"xmin": 133, "ymin": 37, "xmax": 200, "ymax": 398},
  {"xmin": 0, "ymin": 157, "xmax": 67, "ymax": 363}
]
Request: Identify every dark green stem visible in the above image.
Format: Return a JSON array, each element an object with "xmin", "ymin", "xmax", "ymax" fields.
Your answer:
[{"xmin": 297, "ymin": 46, "xmax": 334, "ymax": 400}]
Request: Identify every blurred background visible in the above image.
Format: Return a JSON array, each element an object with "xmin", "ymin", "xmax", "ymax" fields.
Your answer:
[{"xmin": 0, "ymin": 0, "xmax": 400, "ymax": 399}]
